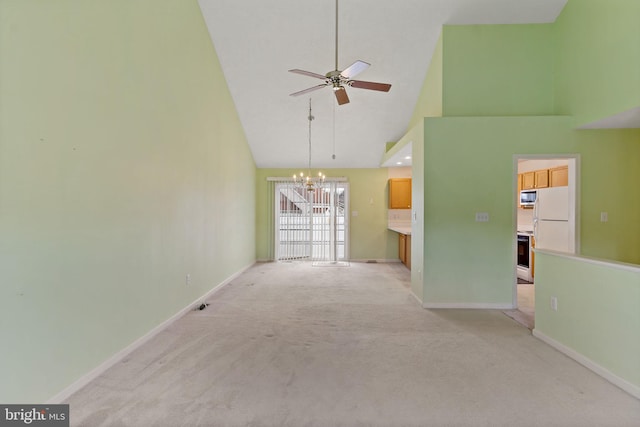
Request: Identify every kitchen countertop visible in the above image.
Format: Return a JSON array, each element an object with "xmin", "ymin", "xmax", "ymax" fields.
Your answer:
[{"xmin": 388, "ymin": 225, "xmax": 411, "ymax": 235}]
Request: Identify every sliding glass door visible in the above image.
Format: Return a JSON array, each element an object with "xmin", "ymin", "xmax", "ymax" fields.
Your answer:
[{"xmin": 275, "ymin": 181, "xmax": 348, "ymax": 263}]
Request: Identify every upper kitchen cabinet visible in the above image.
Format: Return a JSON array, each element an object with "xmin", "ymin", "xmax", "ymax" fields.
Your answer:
[
  {"xmin": 517, "ymin": 173, "xmax": 523, "ymax": 207},
  {"xmin": 389, "ymin": 178, "xmax": 411, "ymax": 209},
  {"xmin": 522, "ymin": 169, "xmax": 549, "ymax": 189},
  {"xmin": 549, "ymin": 165, "xmax": 569, "ymax": 187},
  {"xmin": 534, "ymin": 169, "xmax": 549, "ymax": 188},
  {"xmin": 522, "ymin": 171, "xmax": 534, "ymax": 189}
]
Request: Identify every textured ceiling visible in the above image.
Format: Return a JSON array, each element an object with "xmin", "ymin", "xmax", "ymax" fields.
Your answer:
[{"xmin": 198, "ymin": 0, "xmax": 567, "ymax": 168}]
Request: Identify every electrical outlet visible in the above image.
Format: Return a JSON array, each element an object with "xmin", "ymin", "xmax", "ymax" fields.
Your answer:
[
  {"xmin": 600, "ymin": 212, "xmax": 608, "ymax": 222},
  {"xmin": 475, "ymin": 212, "xmax": 489, "ymax": 222},
  {"xmin": 186, "ymin": 274, "xmax": 191, "ymax": 286},
  {"xmin": 550, "ymin": 296, "xmax": 558, "ymax": 311}
]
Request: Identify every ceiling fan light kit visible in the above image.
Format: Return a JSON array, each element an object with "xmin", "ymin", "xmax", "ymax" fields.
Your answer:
[{"xmin": 288, "ymin": 0, "xmax": 391, "ymax": 105}]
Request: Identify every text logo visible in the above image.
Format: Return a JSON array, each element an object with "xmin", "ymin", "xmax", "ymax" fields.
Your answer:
[{"xmin": 0, "ymin": 405, "xmax": 68, "ymax": 426}]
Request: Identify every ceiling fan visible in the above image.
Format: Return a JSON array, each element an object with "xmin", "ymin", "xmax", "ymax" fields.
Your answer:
[{"xmin": 288, "ymin": 0, "xmax": 392, "ymax": 105}]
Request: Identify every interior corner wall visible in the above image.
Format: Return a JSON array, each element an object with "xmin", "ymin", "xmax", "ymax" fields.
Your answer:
[
  {"xmin": 255, "ymin": 168, "xmax": 397, "ymax": 262},
  {"xmin": 422, "ymin": 116, "xmax": 640, "ymax": 306},
  {"xmin": 442, "ymin": 24, "xmax": 554, "ymax": 117},
  {"xmin": 0, "ymin": 0, "xmax": 256, "ymax": 402},
  {"xmin": 553, "ymin": 0, "xmax": 640, "ymax": 125}
]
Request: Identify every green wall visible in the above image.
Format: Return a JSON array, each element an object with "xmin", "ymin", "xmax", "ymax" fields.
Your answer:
[
  {"xmin": 579, "ymin": 130, "xmax": 640, "ymax": 262},
  {"xmin": 406, "ymin": 0, "xmax": 640, "ymax": 393},
  {"xmin": 554, "ymin": 0, "xmax": 640, "ymax": 126},
  {"xmin": 534, "ymin": 252, "xmax": 640, "ymax": 392},
  {"xmin": 408, "ymin": 126, "xmax": 424, "ymax": 302},
  {"xmin": 407, "ymin": 31, "xmax": 443, "ymax": 130},
  {"xmin": 255, "ymin": 169, "xmax": 397, "ymax": 262},
  {"xmin": 0, "ymin": 0, "xmax": 256, "ymax": 402},
  {"xmin": 422, "ymin": 116, "xmax": 640, "ymax": 305},
  {"xmin": 442, "ymin": 24, "xmax": 554, "ymax": 117}
]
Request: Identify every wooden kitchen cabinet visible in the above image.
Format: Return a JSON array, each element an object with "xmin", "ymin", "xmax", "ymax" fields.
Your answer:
[
  {"xmin": 517, "ymin": 173, "xmax": 523, "ymax": 207},
  {"xmin": 522, "ymin": 169, "xmax": 549, "ymax": 189},
  {"xmin": 399, "ymin": 234, "xmax": 406, "ymax": 264},
  {"xmin": 534, "ymin": 169, "xmax": 549, "ymax": 188},
  {"xmin": 522, "ymin": 172, "xmax": 535, "ymax": 190},
  {"xmin": 549, "ymin": 165, "xmax": 568, "ymax": 187},
  {"xmin": 389, "ymin": 178, "xmax": 411, "ymax": 209},
  {"xmin": 398, "ymin": 233, "xmax": 411, "ymax": 269},
  {"xmin": 531, "ymin": 236, "xmax": 536, "ymax": 279}
]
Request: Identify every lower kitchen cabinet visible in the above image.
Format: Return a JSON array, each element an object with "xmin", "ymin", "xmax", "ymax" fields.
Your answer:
[{"xmin": 399, "ymin": 233, "xmax": 411, "ymax": 269}]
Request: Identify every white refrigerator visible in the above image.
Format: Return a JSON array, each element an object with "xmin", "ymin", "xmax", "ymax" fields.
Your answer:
[{"xmin": 533, "ymin": 187, "xmax": 571, "ymax": 252}]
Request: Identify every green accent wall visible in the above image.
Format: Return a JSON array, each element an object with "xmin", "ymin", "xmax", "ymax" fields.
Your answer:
[
  {"xmin": 422, "ymin": 116, "xmax": 640, "ymax": 305},
  {"xmin": 407, "ymin": 31, "xmax": 443, "ymax": 130},
  {"xmin": 579, "ymin": 130, "xmax": 640, "ymax": 262},
  {"xmin": 554, "ymin": 0, "xmax": 640, "ymax": 126},
  {"xmin": 442, "ymin": 24, "xmax": 554, "ymax": 117},
  {"xmin": 404, "ymin": 0, "xmax": 640, "ymax": 393},
  {"xmin": 407, "ymin": 127, "xmax": 424, "ymax": 302},
  {"xmin": 535, "ymin": 252, "xmax": 640, "ymax": 391},
  {"xmin": 255, "ymin": 169, "xmax": 397, "ymax": 262},
  {"xmin": 0, "ymin": 0, "xmax": 256, "ymax": 402}
]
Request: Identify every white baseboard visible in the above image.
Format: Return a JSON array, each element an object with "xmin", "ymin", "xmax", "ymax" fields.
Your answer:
[
  {"xmin": 423, "ymin": 302, "xmax": 513, "ymax": 310},
  {"xmin": 533, "ymin": 329, "xmax": 640, "ymax": 399},
  {"xmin": 46, "ymin": 262, "xmax": 255, "ymax": 404},
  {"xmin": 409, "ymin": 290, "xmax": 423, "ymax": 306},
  {"xmin": 256, "ymin": 259, "xmax": 402, "ymax": 264}
]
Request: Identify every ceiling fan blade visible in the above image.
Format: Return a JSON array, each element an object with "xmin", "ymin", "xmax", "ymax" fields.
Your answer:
[
  {"xmin": 334, "ymin": 87, "xmax": 350, "ymax": 105},
  {"xmin": 350, "ymin": 80, "xmax": 392, "ymax": 92},
  {"xmin": 340, "ymin": 60, "xmax": 370, "ymax": 79},
  {"xmin": 290, "ymin": 84, "xmax": 328, "ymax": 97},
  {"xmin": 289, "ymin": 69, "xmax": 327, "ymax": 80}
]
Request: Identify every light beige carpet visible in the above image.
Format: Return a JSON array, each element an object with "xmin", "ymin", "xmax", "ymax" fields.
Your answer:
[{"xmin": 67, "ymin": 263, "xmax": 639, "ymax": 426}]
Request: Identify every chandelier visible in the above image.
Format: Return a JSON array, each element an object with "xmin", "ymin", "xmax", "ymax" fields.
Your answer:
[{"xmin": 293, "ymin": 98, "xmax": 326, "ymax": 191}]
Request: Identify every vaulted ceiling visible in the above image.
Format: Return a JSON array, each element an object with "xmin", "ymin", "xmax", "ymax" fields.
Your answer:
[{"xmin": 198, "ymin": 0, "xmax": 568, "ymax": 168}]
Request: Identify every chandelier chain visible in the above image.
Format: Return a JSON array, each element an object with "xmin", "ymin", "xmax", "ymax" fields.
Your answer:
[{"xmin": 308, "ymin": 98, "xmax": 314, "ymax": 174}]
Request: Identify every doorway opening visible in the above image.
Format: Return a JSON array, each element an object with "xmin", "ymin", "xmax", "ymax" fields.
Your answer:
[
  {"xmin": 510, "ymin": 155, "xmax": 579, "ymax": 329},
  {"xmin": 275, "ymin": 180, "xmax": 349, "ymax": 265}
]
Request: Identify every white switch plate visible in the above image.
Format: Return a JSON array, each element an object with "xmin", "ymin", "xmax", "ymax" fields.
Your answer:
[
  {"xmin": 352, "ymin": 211, "xmax": 358, "ymax": 217},
  {"xmin": 475, "ymin": 212, "xmax": 489, "ymax": 222},
  {"xmin": 600, "ymin": 212, "xmax": 608, "ymax": 222},
  {"xmin": 550, "ymin": 296, "xmax": 558, "ymax": 311}
]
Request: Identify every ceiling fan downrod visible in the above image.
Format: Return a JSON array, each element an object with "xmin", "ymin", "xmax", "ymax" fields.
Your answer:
[{"xmin": 335, "ymin": 0, "xmax": 339, "ymax": 71}]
